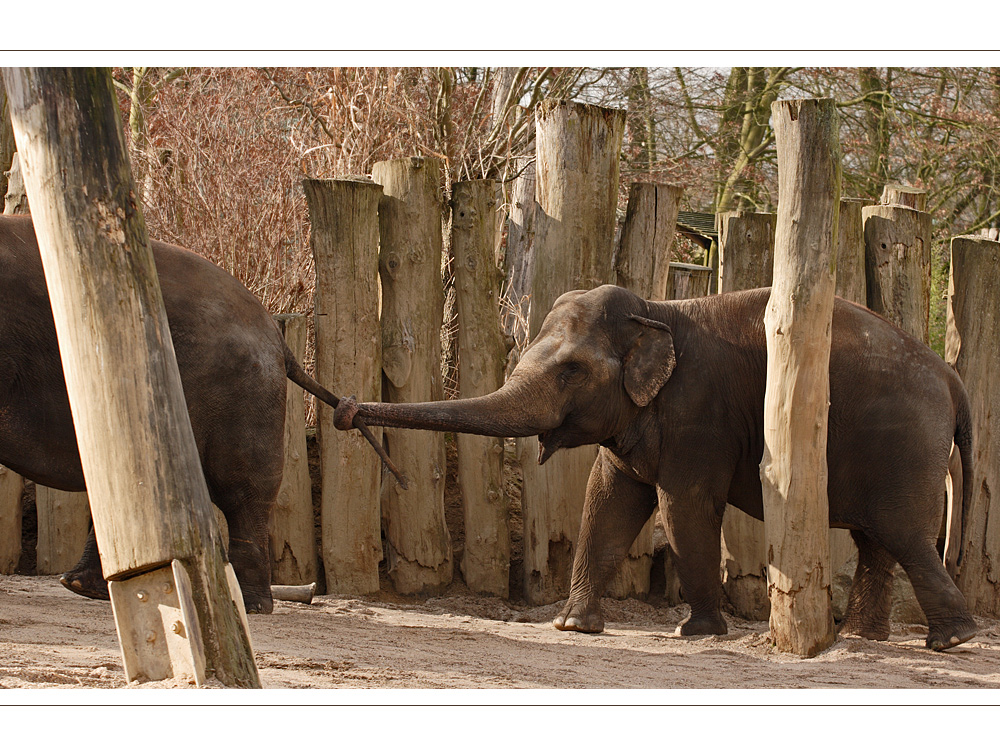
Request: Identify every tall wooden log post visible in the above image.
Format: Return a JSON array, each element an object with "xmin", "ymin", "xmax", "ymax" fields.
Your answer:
[
  {"xmin": 862, "ymin": 201, "xmax": 932, "ymax": 344},
  {"xmin": 35, "ymin": 488, "xmax": 90, "ymax": 574},
  {"xmin": 607, "ymin": 181, "xmax": 683, "ymax": 599},
  {"xmin": 502, "ymin": 155, "xmax": 536, "ymax": 351},
  {"xmin": 946, "ymin": 235, "xmax": 1000, "ymax": 616},
  {"xmin": 717, "ymin": 210, "xmax": 776, "ymax": 620},
  {"xmin": 270, "ymin": 313, "xmax": 317, "ymax": 586},
  {"xmin": 4, "ymin": 67, "xmax": 257, "ymax": 687},
  {"xmin": 761, "ymin": 98, "xmax": 839, "ymax": 657},
  {"xmin": 371, "ymin": 157, "xmax": 453, "ymax": 595},
  {"xmin": 305, "ymin": 178, "xmax": 384, "ymax": 595},
  {"xmin": 0, "ymin": 77, "xmax": 13, "ymax": 200},
  {"xmin": 451, "ymin": 180, "xmax": 509, "ymax": 597},
  {"xmin": 520, "ymin": 100, "xmax": 625, "ymax": 605}
]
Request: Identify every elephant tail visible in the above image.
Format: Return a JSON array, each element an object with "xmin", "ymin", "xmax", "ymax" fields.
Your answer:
[
  {"xmin": 951, "ymin": 387, "xmax": 975, "ymax": 575},
  {"xmin": 281, "ymin": 340, "xmax": 408, "ymax": 489}
]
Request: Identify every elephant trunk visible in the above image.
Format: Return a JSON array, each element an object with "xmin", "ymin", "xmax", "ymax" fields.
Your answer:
[{"xmin": 333, "ymin": 381, "xmax": 556, "ymax": 439}]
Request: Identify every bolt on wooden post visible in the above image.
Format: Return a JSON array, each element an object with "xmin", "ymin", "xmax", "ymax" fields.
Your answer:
[
  {"xmin": 520, "ymin": 99, "xmax": 625, "ymax": 605},
  {"xmin": 3, "ymin": 67, "xmax": 258, "ymax": 687},
  {"xmin": 761, "ymin": 97, "xmax": 840, "ymax": 657},
  {"xmin": 371, "ymin": 157, "xmax": 453, "ymax": 595},
  {"xmin": 451, "ymin": 179, "xmax": 510, "ymax": 597},
  {"xmin": 305, "ymin": 178, "xmax": 385, "ymax": 595}
]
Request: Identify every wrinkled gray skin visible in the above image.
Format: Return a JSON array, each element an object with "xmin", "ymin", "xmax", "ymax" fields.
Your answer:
[
  {"xmin": 335, "ymin": 284, "xmax": 978, "ymax": 650},
  {"xmin": 0, "ymin": 214, "xmax": 354, "ymax": 614}
]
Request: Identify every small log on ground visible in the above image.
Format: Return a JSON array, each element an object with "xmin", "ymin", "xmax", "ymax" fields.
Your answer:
[
  {"xmin": 271, "ymin": 582, "xmax": 317, "ymax": 604},
  {"xmin": 761, "ymin": 97, "xmax": 839, "ymax": 657}
]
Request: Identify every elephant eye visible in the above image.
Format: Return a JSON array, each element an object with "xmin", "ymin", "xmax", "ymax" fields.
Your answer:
[{"xmin": 560, "ymin": 362, "xmax": 586, "ymax": 385}]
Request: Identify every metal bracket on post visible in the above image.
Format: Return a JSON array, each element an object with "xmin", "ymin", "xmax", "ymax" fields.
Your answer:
[{"xmin": 108, "ymin": 559, "xmax": 252, "ymax": 686}]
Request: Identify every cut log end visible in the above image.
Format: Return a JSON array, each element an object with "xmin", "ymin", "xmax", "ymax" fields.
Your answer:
[{"xmin": 271, "ymin": 583, "xmax": 317, "ymax": 604}]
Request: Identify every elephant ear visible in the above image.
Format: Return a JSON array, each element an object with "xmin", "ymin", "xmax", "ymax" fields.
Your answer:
[{"xmin": 623, "ymin": 316, "xmax": 676, "ymax": 408}]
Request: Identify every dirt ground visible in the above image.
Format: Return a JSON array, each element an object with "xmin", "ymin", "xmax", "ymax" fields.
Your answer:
[{"xmin": 3, "ymin": 439, "xmax": 1000, "ymax": 696}]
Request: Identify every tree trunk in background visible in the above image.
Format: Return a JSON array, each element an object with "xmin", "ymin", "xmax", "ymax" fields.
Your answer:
[
  {"xmin": 372, "ymin": 157, "xmax": 453, "ymax": 595},
  {"xmin": 520, "ymin": 99, "xmax": 625, "ymax": 605},
  {"xmin": 452, "ymin": 180, "xmax": 509, "ymax": 597},
  {"xmin": 947, "ymin": 235, "xmax": 1000, "ymax": 616},
  {"xmin": 35, "ymin": 487, "xmax": 90, "ymax": 574},
  {"xmin": 859, "ymin": 67, "xmax": 893, "ymax": 200},
  {"xmin": 762, "ymin": 98, "xmax": 838, "ymax": 657},
  {"xmin": 614, "ymin": 182, "xmax": 684, "ymax": 302},
  {"xmin": 5, "ymin": 66, "xmax": 257, "ymax": 687},
  {"xmin": 305, "ymin": 178, "xmax": 384, "ymax": 595},
  {"xmin": 717, "ymin": 209, "xmax": 776, "ymax": 620},
  {"xmin": 270, "ymin": 313, "xmax": 317, "ymax": 587},
  {"xmin": 862, "ymin": 202, "xmax": 932, "ymax": 344}
]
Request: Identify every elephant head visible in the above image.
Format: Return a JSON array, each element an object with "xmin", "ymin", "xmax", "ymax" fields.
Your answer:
[{"xmin": 334, "ymin": 285, "xmax": 676, "ymax": 463}]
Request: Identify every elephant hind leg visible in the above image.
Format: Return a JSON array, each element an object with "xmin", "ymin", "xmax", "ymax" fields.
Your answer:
[
  {"xmin": 838, "ymin": 530, "xmax": 894, "ymax": 641},
  {"xmin": 553, "ymin": 453, "xmax": 658, "ymax": 634},
  {"xmin": 60, "ymin": 521, "xmax": 110, "ymax": 601}
]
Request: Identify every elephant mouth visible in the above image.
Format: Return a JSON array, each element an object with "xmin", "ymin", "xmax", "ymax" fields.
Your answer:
[{"xmin": 537, "ymin": 432, "xmax": 559, "ymax": 465}]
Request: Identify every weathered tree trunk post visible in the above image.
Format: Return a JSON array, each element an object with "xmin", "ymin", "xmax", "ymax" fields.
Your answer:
[
  {"xmin": 606, "ymin": 181, "xmax": 682, "ymax": 599},
  {"xmin": 761, "ymin": 97, "xmax": 839, "ymax": 657},
  {"xmin": 304, "ymin": 178, "xmax": 384, "ymax": 595},
  {"xmin": 717, "ymin": 210, "xmax": 776, "ymax": 620},
  {"xmin": 946, "ymin": 235, "xmax": 1000, "ymax": 616},
  {"xmin": 717, "ymin": 210, "xmax": 776, "ymax": 293},
  {"xmin": 4, "ymin": 153, "xmax": 28, "ymax": 214},
  {"xmin": 270, "ymin": 313, "xmax": 317, "ymax": 587},
  {"xmin": 0, "ymin": 465, "xmax": 20, "ymax": 573},
  {"xmin": 836, "ymin": 199, "xmax": 867, "ymax": 304},
  {"xmin": 862, "ymin": 201, "xmax": 933, "ymax": 344},
  {"xmin": 35, "ymin": 487, "xmax": 90, "ymax": 574},
  {"xmin": 520, "ymin": 99, "xmax": 625, "ymax": 605},
  {"xmin": 666, "ymin": 263, "xmax": 712, "ymax": 300},
  {"xmin": 451, "ymin": 180, "xmax": 509, "ymax": 597},
  {"xmin": 4, "ymin": 67, "xmax": 258, "ymax": 687},
  {"xmin": 880, "ymin": 183, "xmax": 927, "ymax": 211},
  {"xmin": 0, "ymin": 77, "xmax": 13, "ymax": 200},
  {"xmin": 371, "ymin": 157, "xmax": 453, "ymax": 595},
  {"xmin": 502, "ymin": 155, "xmax": 536, "ymax": 353},
  {"xmin": 615, "ymin": 182, "xmax": 684, "ymax": 301}
]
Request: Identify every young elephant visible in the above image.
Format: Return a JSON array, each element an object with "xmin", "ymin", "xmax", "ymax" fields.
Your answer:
[{"xmin": 335, "ymin": 284, "xmax": 977, "ymax": 650}]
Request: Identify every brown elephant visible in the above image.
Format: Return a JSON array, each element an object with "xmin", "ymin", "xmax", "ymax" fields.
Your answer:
[{"xmin": 335, "ymin": 284, "xmax": 977, "ymax": 650}]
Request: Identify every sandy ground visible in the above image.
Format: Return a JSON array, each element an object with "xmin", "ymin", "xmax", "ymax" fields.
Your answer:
[{"xmin": 3, "ymin": 572, "xmax": 1000, "ymax": 696}]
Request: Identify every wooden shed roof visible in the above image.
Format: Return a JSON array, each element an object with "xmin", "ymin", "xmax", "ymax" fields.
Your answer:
[{"xmin": 676, "ymin": 211, "xmax": 717, "ymax": 249}]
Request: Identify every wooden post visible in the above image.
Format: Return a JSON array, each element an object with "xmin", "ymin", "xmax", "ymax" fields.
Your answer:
[
  {"xmin": 607, "ymin": 181, "xmax": 682, "ymax": 599},
  {"xmin": 717, "ymin": 210, "xmax": 776, "ymax": 620},
  {"xmin": 451, "ymin": 180, "xmax": 509, "ymax": 597},
  {"xmin": 761, "ymin": 97, "xmax": 839, "ymax": 657},
  {"xmin": 717, "ymin": 210, "xmax": 776, "ymax": 293},
  {"xmin": 3, "ymin": 153, "xmax": 28, "ymax": 214},
  {"xmin": 519, "ymin": 99, "xmax": 625, "ymax": 605},
  {"xmin": 0, "ymin": 465, "xmax": 21, "ymax": 573},
  {"xmin": 304, "ymin": 178, "xmax": 384, "ymax": 595},
  {"xmin": 666, "ymin": 263, "xmax": 712, "ymax": 300},
  {"xmin": 835, "ymin": 199, "xmax": 867, "ymax": 305},
  {"xmin": 614, "ymin": 182, "xmax": 683, "ymax": 301},
  {"xmin": 371, "ymin": 157, "xmax": 453, "ymax": 595},
  {"xmin": 862, "ymin": 202, "xmax": 932, "ymax": 344},
  {"xmin": 0, "ymin": 77, "xmax": 13, "ymax": 200},
  {"xmin": 880, "ymin": 183, "xmax": 927, "ymax": 211},
  {"xmin": 502, "ymin": 155, "xmax": 536, "ymax": 351},
  {"xmin": 946, "ymin": 235, "xmax": 1000, "ymax": 616},
  {"xmin": 4, "ymin": 67, "xmax": 258, "ymax": 687},
  {"xmin": 270, "ymin": 313, "xmax": 317, "ymax": 587},
  {"xmin": 35, "ymin": 487, "xmax": 90, "ymax": 574}
]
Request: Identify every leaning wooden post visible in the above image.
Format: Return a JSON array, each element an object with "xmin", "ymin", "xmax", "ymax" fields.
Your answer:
[
  {"xmin": 305, "ymin": 178, "xmax": 384, "ymax": 595},
  {"xmin": 35, "ymin": 487, "xmax": 90, "ymax": 574},
  {"xmin": 607, "ymin": 181, "xmax": 682, "ymax": 599},
  {"xmin": 451, "ymin": 180, "xmax": 509, "ymax": 597},
  {"xmin": 717, "ymin": 209, "xmax": 776, "ymax": 621},
  {"xmin": 520, "ymin": 100, "xmax": 625, "ymax": 605},
  {"xmin": 270, "ymin": 313, "xmax": 317, "ymax": 587},
  {"xmin": 862, "ymin": 200, "xmax": 933, "ymax": 344},
  {"xmin": 946, "ymin": 235, "xmax": 1000, "ymax": 616},
  {"xmin": 4, "ymin": 67, "xmax": 258, "ymax": 687},
  {"xmin": 761, "ymin": 97, "xmax": 839, "ymax": 657},
  {"xmin": 371, "ymin": 157, "xmax": 453, "ymax": 595}
]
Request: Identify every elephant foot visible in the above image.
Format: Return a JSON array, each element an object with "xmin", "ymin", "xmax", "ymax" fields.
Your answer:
[
  {"xmin": 677, "ymin": 611, "xmax": 727, "ymax": 637},
  {"xmin": 926, "ymin": 617, "xmax": 977, "ymax": 651},
  {"xmin": 243, "ymin": 593, "xmax": 274, "ymax": 615},
  {"xmin": 60, "ymin": 567, "xmax": 110, "ymax": 601},
  {"xmin": 553, "ymin": 599, "xmax": 604, "ymax": 634},
  {"xmin": 838, "ymin": 617, "xmax": 890, "ymax": 642}
]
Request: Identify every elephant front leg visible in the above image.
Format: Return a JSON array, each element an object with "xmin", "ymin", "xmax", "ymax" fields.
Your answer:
[
  {"xmin": 660, "ymin": 493, "xmax": 728, "ymax": 636},
  {"xmin": 60, "ymin": 522, "xmax": 110, "ymax": 601},
  {"xmin": 553, "ymin": 454, "xmax": 657, "ymax": 634}
]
